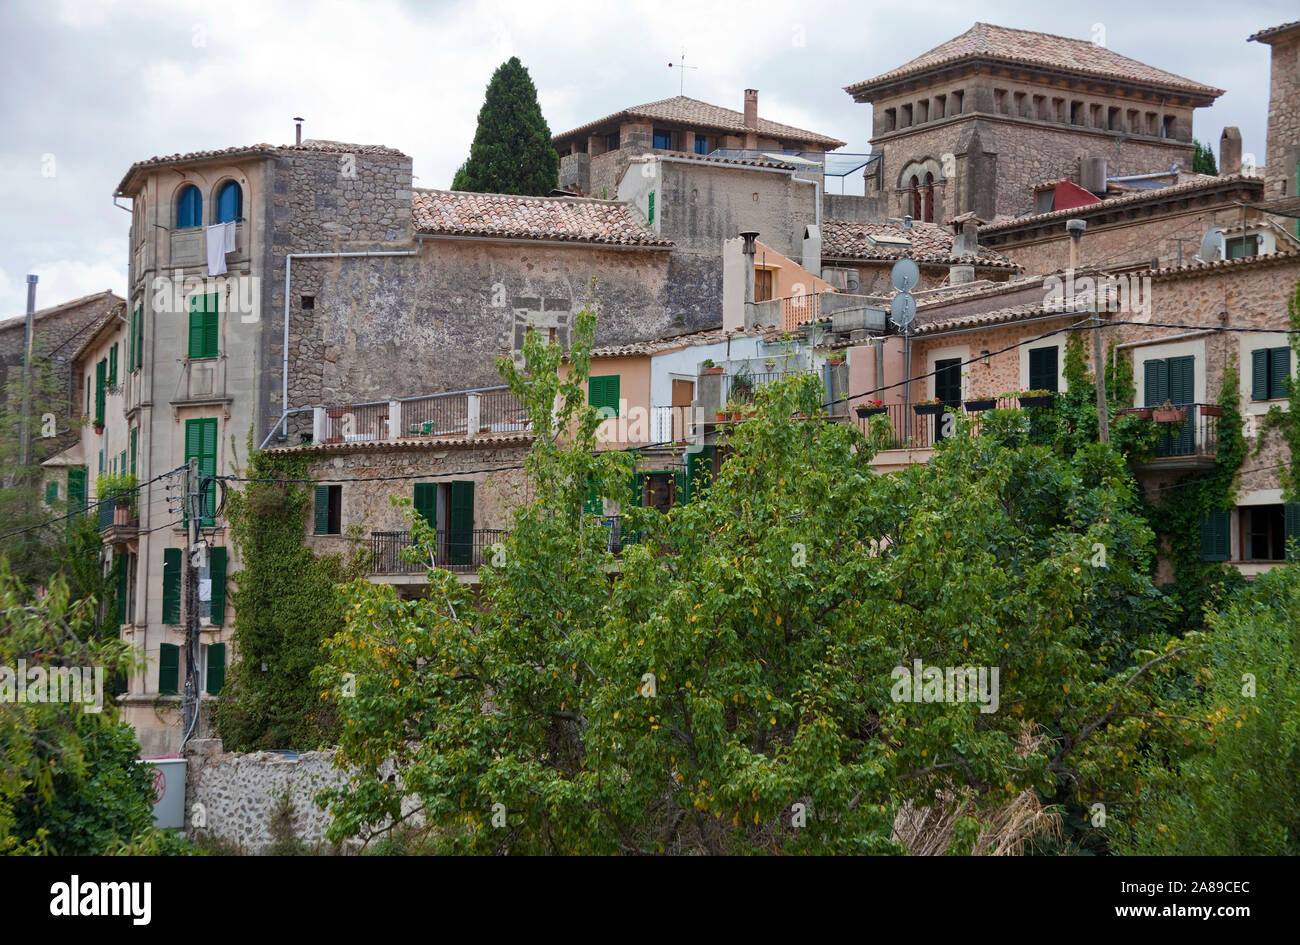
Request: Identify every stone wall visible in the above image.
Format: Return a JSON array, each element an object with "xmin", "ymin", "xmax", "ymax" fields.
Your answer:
[
  {"xmin": 1263, "ymin": 29, "xmax": 1300, "ymax": 203},
  {"xmin": 182, "ymin": 738, "xmax": 352, "ymax": 854}
]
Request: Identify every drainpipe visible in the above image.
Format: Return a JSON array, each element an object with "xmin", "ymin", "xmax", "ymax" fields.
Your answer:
[
  {"xmin": 19, "ymin": 274, "xmax": 37, "ymax": 466},
  {"xmin": 266, "ymin": 247, "xmax": 421, "ymax": 447}
]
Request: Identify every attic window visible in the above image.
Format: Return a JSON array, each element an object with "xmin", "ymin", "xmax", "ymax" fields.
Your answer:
[
  {"xmin": 868, "ymin": 234, "xmax": 912, "ymax": 248},
  {"xmin": 301, "ymin": 295, "xmax": 315, "ymax": 310}
]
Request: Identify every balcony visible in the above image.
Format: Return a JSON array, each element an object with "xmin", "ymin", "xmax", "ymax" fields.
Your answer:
[
  {"xmin": 1126, "ymin": 404, "xmax": 1219, "ymax": 471},
  {"xmin": 98, "ymin": 497, "xmax": 139, "ymax": 544},
  {"xmin": 315, "ymin": 387, "xmax": 529, "ymax": 444},
  {"xmin": 369, "ymin": 528, "xmax": 507, "ymax": 575},
  {"xmin": 750, "ymin": 291, "xmax": 887, "ymax": 333},
  {"xmin": 854, "ymin": 397, "xmax": 1057, "ymax": 452}
]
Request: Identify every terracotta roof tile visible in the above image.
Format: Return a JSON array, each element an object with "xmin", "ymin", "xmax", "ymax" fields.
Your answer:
[
  {"xmin": 1249, "ymin": 21, "xmax": 1300, "ymax": 43},
  {"xmin": 411, "ymin": 189, "xmax": 672, "ymax": 247},
  {"xmin": 591, "ymin": 328, "xmax": 733, "ymax": 358},
  {"xmin": 846, "ymin": 22, "xmax": 1223, "ymax": 100},
  {"xmin": 821, "ymin": 219, "xmax": 1018, "ymax": 268},
  {"xmin": 553, "ymin": 95, "xmax": 845, "ymax": 149}
]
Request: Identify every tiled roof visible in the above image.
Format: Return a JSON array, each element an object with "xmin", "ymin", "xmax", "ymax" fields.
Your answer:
[
  {"xmin": 1148, "ymin": 248, "xmax": 1300, "ymax": 281},
  {"xmin": 591, "ymin": 328, "xmax": 733, "ymax": 358},
  {"xmin": 265, "ymin": 431, "xmax": 535, "ymax": 456},
  {"xmin": 411, "ymin": 190, "xmax": 673, "ymax": 247},
  {"xmin": 115, "ymin": 139, "xmax": 407, "ymax": 194},
  {"xmin": 845, "ymin": 22, "xmax": 1223, "ymax": 100},
  {"xmin": 915, "ymin": 284, "xmax": 1106, "ymax": 334},
  {"xmin": 1249, "ymin": 21, "xmax": 1300, "ymax": 43},
  {"xmin": 0, "ymin": 289, "xmax": 123, "ymax": 331},
  {"xmin": 553, "ymin": 95, "xmax": 846, "ymax": 149},
  {"xmin": 980, "ymin": 174, "xmax": 1264, "ymax": 235},
  {"xmin": 821, "ymin": 219, "xmax": 1019, "ymax": 268}
]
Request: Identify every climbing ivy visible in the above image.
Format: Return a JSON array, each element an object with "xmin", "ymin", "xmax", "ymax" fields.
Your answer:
[
  {"xmin": 1257, "ymin": 281, "xmax": 1300, "ymax": 502},
  {"xmin": 210, "ymin": 441, "xmax": 366, "ymax": 750}
]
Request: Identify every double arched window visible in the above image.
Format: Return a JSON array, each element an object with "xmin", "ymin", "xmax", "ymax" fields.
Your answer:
[
  {"xmin": 906, "ymin": 173, "xmax": 936, "ymax": 223},
  {"xmin": 216, "ymin": 181, "xmax": 242, "ymax": 224},
  {"xmin": 175, "ymin": 185, "xmax": 202, "ymax": 229}
]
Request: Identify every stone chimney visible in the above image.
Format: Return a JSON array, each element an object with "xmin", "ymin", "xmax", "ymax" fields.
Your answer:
[
  {"xmin": 1080, "ymin": 156, "xmax": 1108, "ymax": 196},
  {"xmin": 743, "ymin": 89, "xmax": 759, "ymax": 149},
  {"xmin": 1219, "ymin": 126, "xmax": 1242, "ymax": 175}
]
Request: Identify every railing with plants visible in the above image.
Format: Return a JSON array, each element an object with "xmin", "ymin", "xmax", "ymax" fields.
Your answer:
[
  {"xmin": 854, "ymin": 394, "xmax": 1058, "ymax": 450},
  {"xmin": 1118, "ymin": 403, "xmax": 1220, "ymax": 459},
  {"xmin": 370, "ymin": 528, "xmax": 507, "ymax": 574}
]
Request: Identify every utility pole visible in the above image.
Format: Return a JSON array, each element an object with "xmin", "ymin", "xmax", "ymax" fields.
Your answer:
[
  {"xmin": 19, "ymin": 274, "xmax": 37, "ymax": 467},
  {"xmin": 181, "ymin": 457, "xmax": 204, "ymax": 748}
]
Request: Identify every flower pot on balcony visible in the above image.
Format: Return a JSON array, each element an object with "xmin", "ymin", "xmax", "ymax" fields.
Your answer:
[
  {"xmin": 704, "ymin": 366, "xmax": 724, "ymax": 375},
  {"xmin": 1200, "ymin": 404, "xmax": 1223, "ymax": 417},
  {"xmin": 856, "ymin": 406, "xmax": 888, "ymax": 418},
  {"xmin": 914, "ymin": 402, "xmax": 945, "ymax": 416},
  {"xmin": 715, "ymin": 410, "xmax": 729, "ymax": 422},
  {"xmin": 1018, "ymin": 395, "xmax": 1055, "ymax": 409},
  {"xmin": 1153, "ymin": 407, "xmax": 1186, "ymax": 423},
  {"xmin": 113, "ymin": 504, "xmax": 130, "ymax": 526},
  {"xmin": 1120, "ymin": 407, "xmax": 1153, "ymax": 420},
  {"xmin": 964, "ymin": 398, "xmax": 996, "ymax": 412},
  {"xmin": 93, "ymin": 423, "xmax": 104, "ymax": 435}
]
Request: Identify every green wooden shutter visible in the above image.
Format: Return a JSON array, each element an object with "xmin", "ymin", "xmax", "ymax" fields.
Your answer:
[
  {"xmin": 95, "ymin": 359, "xmax": 106, "ymax": 424},
  {"xmin": 673, "ymin": 469, "xmax": 688, "ymax": 507},
  {"xmin": 583, "ymin": 476, "xmax": 603, "ymax": 515},
  {"xmin": 134, "ymin": 305, "xmax": 144, "ymax": 370},
  {"xmin": 45, "ymin": 479, "xmax": 58, "ymax": 503},
  {"xmin": 67, "ymin": 466, "xmax": 86, "ymax": 513},
  {"xmin": 648, "ymin": 191, "xmax": 655, "ymax": 224},
  {"xmin": 1028, "ymin": 347, "xmax": 1058, "ymax": 393},
  {"xmin": 162, "ymin": 547, "xmax": 181, "ymax": 624},
  {"xmin": 158, "ymin": 643, "xmax": 179, "ymax": 695},
  {"xmin": 188, "ymin": 293, "xmax": 218, "ymax": 359},
  {"xmin": 630, "ymin": 471, "xmax": 645, "ymax": 507},
  {"xmin": 589, "ymin": 375, "xmax": 620, "ymax": 417},
  {"xmin": 687, "ymin": 446, "xmax": 713, "ymax": 503},
  {"xmin": 313, "ymin": 485, "xmax": 331, "ymax": 535},
  {"xmin": 1143, "ymin": 358, "xmax": 1167, "ymax": 407},
  {"xmin": 98, "ymin": 449, "xmax": 104, "ymax": 475},
  {"xmin": 209, "ymin": 546, "xmax": 227, "ymax": 624},
  {"xmin": 1270, "ymin": 347, "xmax": 1291, "ymax": 401},
  {"xmin": 448, "ymin": 481, "xmax": 474, "ymax": 565},
  {"xmin": 206, "ymin": 643, "xmax": 226, "ymax": 694},
  {"xmin": 119, "ymin": 450, "xmax": 126, "ymax": 473},
  {"xmin": 108, "ymin": 343, "xmax": 117, "ymax": 385},
  {"xmin": 184, "ymin": 418, "xmax": 218, "ymax": 525},
  {"xmin": 127, "ymin": 307, "xmax": 136, "ymax": 372},
  {"xmin": 1200, "ymin": 509, "xmax": 1231, "ymax": 562},
  {"xmin": 1252, "ymin": 348, "xmax": 1269, "ymax": 400},
  {"xmin": 129, "ymin": 427, "xmax": 137, "ymax": 477},
  {"xmin": 115, "ymin": 555, "xmax": 128, "ymax": 625},
  {"xmin": 1286, "ymin": 503, "xmax": 1300, "ymax": 560},
  {"xmin": 413, "ymin": 482, "xmax": 438, "ymax": 527}
]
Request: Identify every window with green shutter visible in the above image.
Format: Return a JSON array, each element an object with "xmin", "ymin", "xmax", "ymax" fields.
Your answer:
[
  {"xmin": 158, "ymin": 643, "xmax": 179, "ymax": 695},
  {"xmin": 209, "ymin": 546, "xmax": 228, "ymax": 624},
  {"xmin": 129, "ymin": 427, "xmax": 137, "ymax": 477},
  {"xmin": 447, "ymin": 481, "xmax": 475, "ymax": 566},
  {"xmin": 67, "ymin": 466, "xmax": 86, "ymax": 514},
  {"xmin": 98, "ymin": 450, "xmax": 104, "ymax": 476},
  {"xmin": 162, "ymin": 547, "xmax": 182, "ymax": 624},
  {"xmin": 188, "ymin": 292, "xmax": 219, "ymax": 360},
  {"xmin": 128, "ymin": 307, "xmax": 137, "ymax": 373},
  {"xmin": 206, "ymin": 642, "xmax": 226, "ymax": 695},
  {"xmin": 115, "ymin": 555, "xmax": 128, "ymax": 626},
  {"xmin": 583, "ymin": 476, "xmax": 603, "ymax": 515},
  {"xmin": 1200, "ymin": 509, "xmax": 1232, "ymax": 562},
  {"xmin": 648, "ymin": 191, "xmax": 655, "ymax": 224},
  {"xmin": 184, "ymin": 417, "xmax": 218, "ymax": 526},
  {"xmin": 94, "ymin": 359, "xmax": 106, "ymax": 425},
  {"xmin": 1251, "ymin": 346, "xmax": 1291, "ymax": 401},
  {"xmin": 1287, "ymin": 503, "xmax": 1300, "ymax": 560},
  {"xmin": 687, "ymin": 446, "xmax": 714, "ymax": 503},
  {"xmin": 45, "ymin": 480, "xmax": 58, "ymax": 503},
  {"xmin": 119, "ymin": 450, "xmax": 126, "ymax": 473},
  {"xmin": 313, "ymin": 484, "xmax": 341, "ymax": 534},
  {"xmin": 108, "ymin": 343, "xmax": 117, "ymax": 385},
  {"xmin": 133, "ymin": 305, "xmax": 144, "ymax": 370},
  {"xmin": 413, "ymin": 482, "xmax": 438, "ymax": 528},
  {"xmin": 589, "ymin": 375, "xmax": 621, "ymax": 418},
  {"xmin": 1027, "ymin": 346, "xmax": 1059, "ymax": 393}
]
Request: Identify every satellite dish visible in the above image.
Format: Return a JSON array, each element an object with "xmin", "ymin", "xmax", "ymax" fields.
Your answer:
[
  {"xmin": 890, "ymin": 292, "xmax": 916, "ymax": 329},
  {"xmin": 1198, "ymin": 227, "xmax": 1225, "ymax": 263},
  {"xmin": 891, "ymin": 258, "xmax": 920, "ymax": 292}
]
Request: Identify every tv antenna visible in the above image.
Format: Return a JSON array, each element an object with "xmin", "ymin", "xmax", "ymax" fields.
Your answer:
[{"xmin": 667, "ymin": 49, "xmax": 697, "ymax": 96}]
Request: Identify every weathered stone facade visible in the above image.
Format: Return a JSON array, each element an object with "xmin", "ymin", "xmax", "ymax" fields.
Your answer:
[{"xmin": 1253, "ymin": 23, "xmax": 1300, "ymax": 202}]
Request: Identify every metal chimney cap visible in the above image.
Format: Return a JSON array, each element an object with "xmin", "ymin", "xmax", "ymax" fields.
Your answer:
[
  {"xmin": 25, "ymin": 274, "xmax": 38, "ymax": 284},
  {"xmin": 1066, "ymin": 219, "xmax": 1086, "ymax": 236},
  {"xmin": 740, "ymin": 231, "xmax": 759, "ymax": 254}
]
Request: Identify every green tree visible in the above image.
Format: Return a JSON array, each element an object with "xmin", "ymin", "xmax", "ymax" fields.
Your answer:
[
  {"xmin": 450, "ymin": 57, "xmax": 558, "ymax": 196},
  {"xmin": 315, "ymin": 308, "xmax": 1189, "ymax": 854},
  {"xmin": 1192, "ymin": 139, "xmax": 1218, "ymax": 176}
]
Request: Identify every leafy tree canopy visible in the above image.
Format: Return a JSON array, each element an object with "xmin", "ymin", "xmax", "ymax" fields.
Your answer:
[{"xmin": 450, "ymin": 57, "xmax": 559, "ymax": 196}]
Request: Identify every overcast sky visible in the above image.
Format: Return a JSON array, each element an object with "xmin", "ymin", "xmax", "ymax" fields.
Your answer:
[{"xmin": 0, "ymin": 0, "xmax": 1291, "ymax": 316}]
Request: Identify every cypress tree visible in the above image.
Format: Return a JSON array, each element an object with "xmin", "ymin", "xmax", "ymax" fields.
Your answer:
[{"xmin": 451, "ymin": 57, "xmax": 558, "ymax": 196}]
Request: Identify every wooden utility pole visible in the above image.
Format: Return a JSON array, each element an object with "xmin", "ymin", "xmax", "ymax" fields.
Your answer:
[{"xmin": 181, "ymin": 457, "xmax": 203, "ymax": 747}]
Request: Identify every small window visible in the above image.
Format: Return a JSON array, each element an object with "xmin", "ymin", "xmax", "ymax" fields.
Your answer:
[
  {"xmin": 1226, "ymin": 236, "xmax": 1259, "ymax": 259},
  {"xmin": 694, "ymin": 136, "xmax": 709, "ymax": 155},
  {"xmin": 918, "ymin": 99, "xmax": 929, "ymax": 123},
  {"xmin": 1251, "ymin": 346, "xmax": 1291, "ymax": 400},
  {"xmin": 883, "ymin": 108, "xmax": 897, "ymax": 132},
  {"xmin": 606, "ymin": 132, "xmax": 620, "ymax": 152},
  {"xmin": 176, "ymin": 184, "xmax": 202, "ymax": 229},
  {"xmin": 900, "ymin": 104, "xmax": 913, "ymax": 127},
  {"xmin": 1070, "ymin": 101, "xmax": 1084, "ymax": 125},
  {"xmin": 653, "ymin": 128, "xmax": 673, "ymax": 150},
  {"xmin": 1240, "ymin": 504, "xmax": 1298, "ymax": 561},
  {"xmin": 951, "ymin": 90, "xmax": 964, "ymax": 114},
  {"xmin": 313, "ymin": 484, "xmax": 342, "ymax": 535},
  {"xmin": 993, "ymin": 89, "xmax": 1007, "ymax": 114},
  {"xmin": 1013, "ymin": 91, "xmax": 1027, "ymax": 117},
  {"xmin": 755, "ymin": 268, "xmax": 775, "ymax": 302},
  {"xmin": 188, "ymin": 292, "xmax": 219, "ymax": 360},
  {"xmin": 301, "ymin": 295, "xmax": 315, "ymax": 310},
  {"xmin": 215, "ymin": 180, "xmax": 242, "ymax": 224},
  {"xmin": 589, "ymin": 375, "xmax": 621, "ymax": 418},
  {"xmin": 1108, "ymin": 106, "xmax": 1122, "ymax": 131},
  {"xmin": 1161, "ymin": 115, "xmax": 1175, "ymax": 138},
  {"xmin": 1028, "ymin": 346, "xmax": 1060, "ymax": 393}
]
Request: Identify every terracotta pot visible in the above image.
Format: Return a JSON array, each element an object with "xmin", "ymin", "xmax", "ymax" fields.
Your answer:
[
  {"xmin": 1200, "ymin": 404, "xmax": 1223, "ymax": 417},
  {"xmin": 1121, "ymin": 407, "xmax": 1154, "ymax": 420},
  {"xmin": 1153, "ymin": 408, "xmax": 1185, "ymax": 423},
  {"xmin": 704, "ymin": 366, "xmax": 724, "ymax": 375}
]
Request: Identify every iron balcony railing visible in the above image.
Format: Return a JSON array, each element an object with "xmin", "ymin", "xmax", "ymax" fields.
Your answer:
[
  {"xmin": 854, "ymin": 396, "xmax": 1057, "ymax": 450},
  {"xmin": 1142, "ymin": 403, "xmax": 1219, "ymax": 459},
  {"xmin": 370, "ymin": 528, "xmax": 507, "ymax": 574}
]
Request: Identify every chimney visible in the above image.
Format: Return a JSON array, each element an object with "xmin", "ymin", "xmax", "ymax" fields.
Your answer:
[
  {"xmin": 743, "ymin": 89, "xmax": 758, "ymax": 128},
  {"xmin": 1066, "ymin": 218, "xmax": 1086, "ymax": 270},
  {"xmin": 293, "ymin": 116, "xmax": 304, "ymax": 146},
  {"xmin": 1080, "ymin": 156, "xmax": 1107, "ymax": 196},
  {"xmin": 1219, "ymin": 126, "xmax": 1242, "ymax": 175}
]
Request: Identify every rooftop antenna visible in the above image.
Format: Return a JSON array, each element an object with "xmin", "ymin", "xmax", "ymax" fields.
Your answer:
[{"xmin": 667, "ymin": 49, "xmax": 697, "ymax": 96}]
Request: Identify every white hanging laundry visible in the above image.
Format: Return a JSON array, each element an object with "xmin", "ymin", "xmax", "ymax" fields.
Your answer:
[
  {"xmin": 206, "ymin": 222, "xmax": 228, "ymax": 275},
  {"xmin": 223, "ymin": 219, "xmax": 237, "ymax": 253}
]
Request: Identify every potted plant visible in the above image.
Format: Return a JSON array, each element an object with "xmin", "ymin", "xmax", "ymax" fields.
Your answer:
[
  {"xmin": 1152, "ymin": 399, "xmax": 1185, "ymax": 423},
  {"xmin": 964, "ymin": 396, "xmax": 997, "ymax": 412},
  {"xmin": 730, "ymin": 365, "xmax": 756, "ymax": 403},
  {"xmin": 1118, "ymin": 406, "xmax": 1154, "ymax": 420},
  {"xmin": 826, "ymin": 354, "xmax": 846, "ymax": 366},
  {"xmin": 913, "ymin": 397, "xmax": 946, "ymax": 416},
  {"xmin": 1017, "ymin": 389, "xmax": 1056, "ymax": 409},
  {"xmin": 1200, "ymin": 403, "xmax": 1223, "ymax": 417},
  {"xmin": 855, "ymin": 400, "xmax": 888, "ymax": 418},
  {"xmin": 96, "ymin": 472, "xmax": 138, "ymax": 525},
  {"xmin": 702, "ymin": 358, "xmax": 723, "ymax": 376}
]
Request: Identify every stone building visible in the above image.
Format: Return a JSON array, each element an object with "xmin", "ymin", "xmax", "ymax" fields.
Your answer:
[
  {"xmin": 844, "ymin": 22, "xmax": 1223, "ymax": 222},
  {"xmin": 553, "ymin": 90, "xmax": 846, "ymax": 199},
  {"xmin": 1250, "ymin": 21, "xmax": 1300, "ymax": 229}
]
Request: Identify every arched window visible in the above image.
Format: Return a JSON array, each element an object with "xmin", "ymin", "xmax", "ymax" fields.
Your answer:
[
  {"xmin": 923, "ymin": 172, "xmax": 935, "ymax": 223},
  {"xmin": 176, "ymin": 185, "xmax": 202, "ymax": 229},
  {"xmin": 216, "ymin": 181, "xmax": 242, "ymax": 224},
  {"xmin": 909, "ymin": 175, "xmax": 921, "ymax": 220}
]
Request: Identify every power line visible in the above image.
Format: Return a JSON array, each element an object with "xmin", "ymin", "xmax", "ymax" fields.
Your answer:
[{"xmin": 0, "ymin": 465, "xmax": 186, "ymax": 543}]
